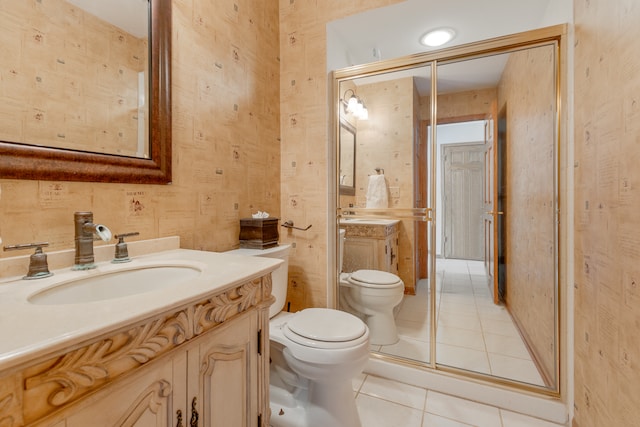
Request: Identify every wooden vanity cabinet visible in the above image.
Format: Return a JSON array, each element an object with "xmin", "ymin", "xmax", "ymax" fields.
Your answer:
[
  {"xmin": 188, "ymin": 310, "xmax": 261, "ymax": 427},
  {"xmin": 3, "ymin": 275, "xmax": 273, "ymax": 427},
  {"xmin": 55, "ymin": 311, "xmax": 261, "ymax": 427},
  {"xmin": 57, "ymin": 354, "xmax": 177, "ymax": 427},
  {"xmin": 341, "ymin": 221, "xmax": 399, "ymax": 275}
]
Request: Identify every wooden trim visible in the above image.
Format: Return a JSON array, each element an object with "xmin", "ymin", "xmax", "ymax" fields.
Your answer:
[
  {"xmin": 436, "ymin": 113, "xmax": 487, "ymax": 125},
  {"xmin": 416, "ymin": 120, "xmax": 428, "ymax": 279}
]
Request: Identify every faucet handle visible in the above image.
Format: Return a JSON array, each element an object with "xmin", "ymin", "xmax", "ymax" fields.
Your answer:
[
  {"xmin": 3, "ymin": 242, "xmax": 53, "ymax": 280},
  {"xmin": 112, "ymin": 232, "xmax": 140, "ymax": 263}
]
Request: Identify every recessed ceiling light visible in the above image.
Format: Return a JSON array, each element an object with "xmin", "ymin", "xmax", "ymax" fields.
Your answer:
[{"xmin": 420, "ymin": 28, "xmax": 456, "ymax": 47}]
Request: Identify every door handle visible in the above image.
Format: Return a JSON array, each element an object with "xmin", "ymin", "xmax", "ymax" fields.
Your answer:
[
  {"xmin": 485, "ymin": 211, "xmax": 504, "ymax": 215},
  {"xmin": 190, "ymin": 397, "xmax": 199, "ymax": 427}
]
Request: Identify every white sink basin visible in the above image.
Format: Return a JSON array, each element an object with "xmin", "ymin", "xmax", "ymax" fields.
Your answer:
[{"xmin": 28, "ymin": 265, "xmax": 202, "ymax": 305}]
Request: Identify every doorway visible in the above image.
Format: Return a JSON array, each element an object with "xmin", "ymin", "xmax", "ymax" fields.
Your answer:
[
  {"xmin": 434, "ymin": 120, "xmax": 486, "ymax": 260},
  {"xmin": 442, "ymin": 143, "xmax": 485, "ymax": 260}
]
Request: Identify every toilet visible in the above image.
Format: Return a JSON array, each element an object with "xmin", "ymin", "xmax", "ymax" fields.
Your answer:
[
  {"xmin": 225, "ymin": 244, "xmax": 369, "ymax": 427},
  {"xmin": 338, "ymin": 229, "xmax": 405, "ymax": 346}
]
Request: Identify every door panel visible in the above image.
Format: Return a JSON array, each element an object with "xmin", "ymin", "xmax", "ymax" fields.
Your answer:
[
  {"xmin": 442, "ymin": 144, "xmax": 485, "ymax": 260},
  {"xmin": 196, "ymin": 311, "xmax": 257, "ymax": 427}
]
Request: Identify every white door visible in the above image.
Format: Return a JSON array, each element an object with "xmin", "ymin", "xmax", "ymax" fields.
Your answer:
[
  {"xmin": 483, "ymin": 102, "xmax": 501, "ymax": 303},
  {"xmin": 442, "ymin": 143, "xmax": 485, "ymax": 260}
]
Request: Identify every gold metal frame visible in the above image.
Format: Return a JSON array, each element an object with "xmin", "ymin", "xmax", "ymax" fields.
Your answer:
[{"xmin": 332, "ymin": 24, "xmax": 566, "ymax": 397}]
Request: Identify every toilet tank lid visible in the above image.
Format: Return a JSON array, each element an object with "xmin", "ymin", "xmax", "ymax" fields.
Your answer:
[{"xmin": 225, "ymin": 243, "xmax": 291, "ymax": 258}]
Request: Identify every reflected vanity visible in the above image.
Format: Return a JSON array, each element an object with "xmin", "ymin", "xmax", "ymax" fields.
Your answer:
[
  {"xmin": 333, "ymin": 26, "xmax": 563, "ymax": 395},
  {"xmin": 0, "ymin": 0, "xmax": 171, "ymax": 184}
]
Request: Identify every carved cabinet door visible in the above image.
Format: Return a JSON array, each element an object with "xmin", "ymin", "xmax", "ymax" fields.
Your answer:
[
  {"xmin": 30, "ymin": 307, "xmax": 264, "ymax": 427},
  {"xmin": 63, "ymin": 356, "xmax": 180, "ymax": 427},
  {"xmin": 187, "ymin": 310, "xmax": 259, "ymax": 427}
]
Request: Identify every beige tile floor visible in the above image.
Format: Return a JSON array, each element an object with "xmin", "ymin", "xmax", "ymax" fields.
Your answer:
[
  {"xmin": 353, "ymin": 373, "xmax": 564, "ymax": 427},
  {"xmin": 374, "ymin": 258, "xmax": 545, "ymax": 387}
]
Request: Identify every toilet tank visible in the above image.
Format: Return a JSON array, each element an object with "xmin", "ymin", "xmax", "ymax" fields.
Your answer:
[{"xmin": 225, "ymin": 244, "xmax": 291, "ymax": 318}]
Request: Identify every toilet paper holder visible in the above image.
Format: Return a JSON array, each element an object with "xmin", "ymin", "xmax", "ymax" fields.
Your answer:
[{"xmin": 281, "ymin": 220, "xmax": 312, "ymax": 231}]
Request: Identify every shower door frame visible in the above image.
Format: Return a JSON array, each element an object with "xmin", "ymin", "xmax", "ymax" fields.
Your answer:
[{"xmin": 331, "ymin": 24, "xmax": 565, "ymax": 397}]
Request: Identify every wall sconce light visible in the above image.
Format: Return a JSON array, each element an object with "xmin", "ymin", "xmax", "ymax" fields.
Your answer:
[{"xmin": 342, "ymin": 89, "xmax": 368, "ymax": 120}]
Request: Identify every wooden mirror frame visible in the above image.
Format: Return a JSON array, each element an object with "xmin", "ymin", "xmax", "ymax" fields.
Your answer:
[
  {"xmin": 0, "ymin": 0, "xmax": 172, "ymax": 184},
  {"xmin": 339, "ymin": 118, "xmax": 356, "ymax": 196}
]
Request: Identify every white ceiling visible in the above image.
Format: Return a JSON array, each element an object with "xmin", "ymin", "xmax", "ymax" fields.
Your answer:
[
  {"xmin": 328, "ymin": 0, "xmax": 570, "ymax": 94},
  {"xmin": 66, "ymin": 0, "xmax": 148, "ymax": 39}
]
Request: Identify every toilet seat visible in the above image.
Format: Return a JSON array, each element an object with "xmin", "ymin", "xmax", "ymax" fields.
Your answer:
[
  {"xmin": 284, "ymin": 308, "xmax": 368, "ymax": 349},
  {"xmin": 347, "ymin": 269, "xmax": 403, "ymax": 288}
]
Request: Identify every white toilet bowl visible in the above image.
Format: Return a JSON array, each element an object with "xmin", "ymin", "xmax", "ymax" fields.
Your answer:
[
  {"xmin": 225, "ymin": 243, "xmax": 369, "ymax": 427},
  {"xmin": 338, "ymin": 229, "xmax": 405, "ymax": 346},
  {"xmin": 340, "ymin": 269, "xmax": 404, "ymax": 345},
  {"xmin": 269, "ymin": 308, "xmax": 369, "ymax": 427}
]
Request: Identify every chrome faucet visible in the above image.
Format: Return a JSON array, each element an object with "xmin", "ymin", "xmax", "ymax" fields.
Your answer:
[{"xmin": 73, "ymin": 212, "xmax": 112, "ymax": 270}]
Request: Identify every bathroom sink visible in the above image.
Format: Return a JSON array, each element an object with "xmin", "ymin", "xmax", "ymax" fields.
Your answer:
[{"xmin": 28, "ymin": 265, "xmax": 202, "ymax": 305}]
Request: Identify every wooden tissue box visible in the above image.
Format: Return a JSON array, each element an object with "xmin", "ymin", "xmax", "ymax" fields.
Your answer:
[{"xmin": 239, "ymin": 217, "xmax": 279, "ymax": 249}]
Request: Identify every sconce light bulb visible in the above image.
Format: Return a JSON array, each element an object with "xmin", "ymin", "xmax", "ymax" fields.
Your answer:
[
  {"xmin": 355, "ymin": 101, "xmax": 364, "ymax": 116},
  {"xmin": 347, "ymin": 95, "xmax": 359, "ymax": 113}
]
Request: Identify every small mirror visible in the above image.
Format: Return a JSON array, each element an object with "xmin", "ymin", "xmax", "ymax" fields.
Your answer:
[{"xmin": 339, "ymin": 119, "xmax": 356, "ymax": 195}]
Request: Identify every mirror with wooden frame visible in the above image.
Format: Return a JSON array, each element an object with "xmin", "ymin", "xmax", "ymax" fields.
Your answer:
[{"xmin": 0, "ymin": 0, "xmax": 171, "ymax": 184}]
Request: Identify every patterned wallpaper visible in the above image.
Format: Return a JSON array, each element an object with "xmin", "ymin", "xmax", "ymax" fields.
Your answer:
[
  {"xmin": 0, "ymin": 0, "xmax": 281, "ymax": 258},
  {"xmin": 573, "ymin": 0, "xmax": 640, "ymax": 425}
]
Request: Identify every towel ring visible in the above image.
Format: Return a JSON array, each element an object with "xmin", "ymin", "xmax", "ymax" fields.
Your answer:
[{"xmin": 374, "ymin": 168, "xmax": 384, "ymax": 174}]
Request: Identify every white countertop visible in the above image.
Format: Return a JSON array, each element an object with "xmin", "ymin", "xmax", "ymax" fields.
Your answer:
[
  {"xmin": 339, "ymin": 218, "xmax": 400, "ymax": 225},
  {"xmin": 0, "ymin": 248, "xmax": 282, "ymax": 372}
]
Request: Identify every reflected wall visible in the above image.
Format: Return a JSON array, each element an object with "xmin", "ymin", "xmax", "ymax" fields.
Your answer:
[
  {"xmin": 496, "ymin": 45, "xmax": 557, "ymax": 384},
  {"xmin": 0, "ymin": 0, "xmax": 149, "ymax": 157},
  {"xmin": 339, "ymin": 75, "xmax": 423, "ymax": 291}
]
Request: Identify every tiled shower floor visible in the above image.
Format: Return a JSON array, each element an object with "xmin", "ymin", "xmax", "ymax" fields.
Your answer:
[{"xmin": 374, "ymin": 258, "xmax": 545, "ymax": 386}]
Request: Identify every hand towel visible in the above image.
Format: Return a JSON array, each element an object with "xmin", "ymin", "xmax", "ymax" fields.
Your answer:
[{"xmin": 365, "ymin": 174, "xmax": 389, "ymax": 208}]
